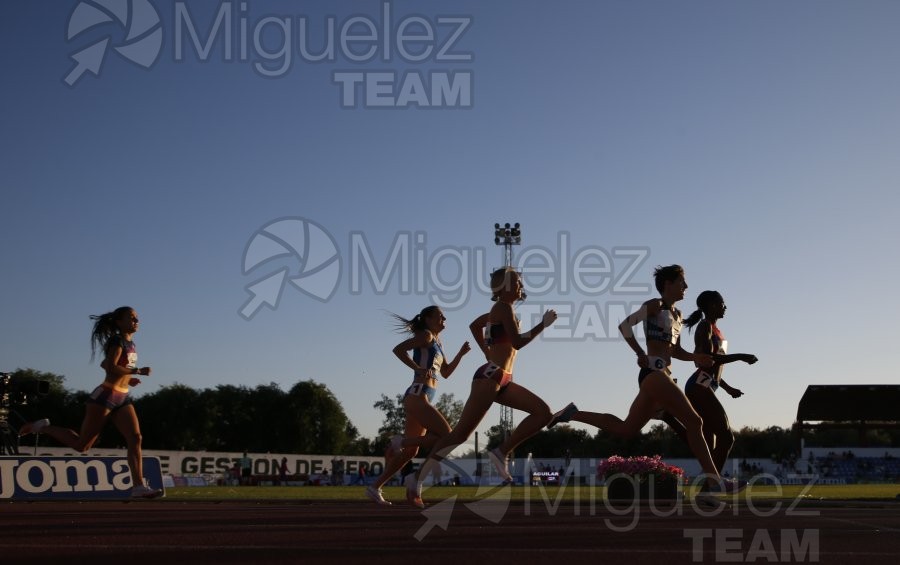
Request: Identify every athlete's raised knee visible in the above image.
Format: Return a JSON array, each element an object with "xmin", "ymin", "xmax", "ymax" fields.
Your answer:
[{"xmin": 682, "ymin": 411, "xmax": 704, "ymax": 433}]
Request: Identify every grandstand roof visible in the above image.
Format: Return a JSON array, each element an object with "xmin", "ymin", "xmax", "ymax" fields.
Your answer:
[{"xmin": 796, "ymin": 384, "xmax": 900, "ymax": 423}]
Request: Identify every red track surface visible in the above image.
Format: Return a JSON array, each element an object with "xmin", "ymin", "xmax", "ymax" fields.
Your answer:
[{"xmin": 2, "ymin": 499, "xmax": 898, "ymax": 564}]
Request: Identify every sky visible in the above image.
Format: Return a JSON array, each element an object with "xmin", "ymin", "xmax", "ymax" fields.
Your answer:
[{"xmin": 2, "ymin": 0, "xmax": 899, "ymax": 455}]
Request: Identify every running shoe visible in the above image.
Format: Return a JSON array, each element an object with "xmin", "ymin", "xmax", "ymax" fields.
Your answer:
[
  {"xmin": 694, "ymin": 493, "xmax": 728, "ymax": 509},
  {"xmin": 404, "ymin": 474, "xmax": 424, "ymax": 509},
  {"xmin": 18, "ymin": 418, "xmax": 50, "ymax": 436},
  {"xmin": 488, "ymin": 447, "xmax": 512, "ymax": 482},
  {"xmin": 716, "ymin": 478, "xmax": 748, "ymax": 494},
  {"xmin": 130, "ymin": 483, "xmax": 163, "ymax": 499},
  {"xmin": 365, "ymin": 485, "xmax": 392, "ymax": 506},
  {"xmin": 546, "ymin": 402, "xmax": 578, "ymax": 429},
  {"xmin": 701, "ymin": 478, "xmax": 748, "ymax": 495}
]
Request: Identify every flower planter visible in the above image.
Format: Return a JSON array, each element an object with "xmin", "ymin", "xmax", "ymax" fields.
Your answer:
[{"xmin": 598, "ymin": 455, "xmax": 685, "ymax": 504}]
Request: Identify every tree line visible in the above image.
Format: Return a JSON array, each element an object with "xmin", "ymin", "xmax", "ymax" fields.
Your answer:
[
  {"xmin": 6, "ymin": 369, "xmax": 897, "ymax": 459},
  {"xmin": 7, "ymin": 369, "xmax": 365, "ymax": 455}
]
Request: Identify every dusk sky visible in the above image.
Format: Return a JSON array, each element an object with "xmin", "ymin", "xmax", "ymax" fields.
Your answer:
[{"xmin": 2, "ymin": 0, "xmax": 899, "ymax": 453}]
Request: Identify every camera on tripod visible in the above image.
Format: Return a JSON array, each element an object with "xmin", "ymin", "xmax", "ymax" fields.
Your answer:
[
  {"xmin": 0, "ymin": 372, "xmax": 50, "ymax": 455},
  {"xmin": 0, "ymin": 372, "xmax": 50, "ymax": 408}
]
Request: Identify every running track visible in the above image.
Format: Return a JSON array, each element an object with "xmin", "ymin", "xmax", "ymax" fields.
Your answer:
[{"xmin": 2, "ymin": 499, "xmax": 898, "ymax": 564}]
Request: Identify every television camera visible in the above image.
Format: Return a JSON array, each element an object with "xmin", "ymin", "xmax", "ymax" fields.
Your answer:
[{"xmin": 0, "ymin": 372, "xmax": 50, "ymax": 454}]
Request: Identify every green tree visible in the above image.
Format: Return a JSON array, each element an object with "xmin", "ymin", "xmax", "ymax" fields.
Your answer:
[
  {"xmin": 7, "ymin": 368, "xmax": 67, "ymax": 396},
  {"xmin": 372, "ymin": 392, "xmax": 464, "ymax": 443},
  {"xmin": 484, "ymin": 423, "xmax": 507, "ymax": 450},
  {"xmin": 287, "ymin": 380, "xmax": 355, "ymax": 454},
  {"xmin": 640, "ymin": 422, "xmax": 693, "ymax": 458},
  {"xmin": 5, "ymin": 370, "xmax": 365, "ymax": 454},
  {"xmin": 342, "ymin": 421, "xmax": 362, "ymax": 454},
  {"xmin": 731, "ymin": 426, "xmax": 793, "ymax": 461},
  {"xmin": 347, "ymin": 435, "xmax": 377, "ymax": 456},
  {"xmin": 136, "ymin": 383, "xmax": 214, "ymax": 451},
  {"xmin": 513, "ymin": 426, "xmax": 594, "ymax": 458},
  {"xmin": 208, "ymin": 384, "xmax": 259, "ymax": 451},
  {"xmin": 249, "ymin": 383, "xmax": 293, "ymax": 452},
  {"xmin": 373, "ymin": 393, "xmax": 405, "ymax": 439},
  {"xmin": 434, "ymin": 393, "xmax": 464, "ymax": 427}
]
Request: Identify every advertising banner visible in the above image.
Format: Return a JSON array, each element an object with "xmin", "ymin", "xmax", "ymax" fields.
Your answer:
[{"xmin": 0, "ymin": 456, "xmax": 164, "ymax": 500}]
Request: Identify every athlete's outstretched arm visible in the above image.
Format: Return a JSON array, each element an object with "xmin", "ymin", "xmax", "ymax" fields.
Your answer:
[
  {"xmin": 673, "ymin": 338, "xmax": 713, "ymax": 367},
  {"xmin": 440, "ymin": 341, "xmax": 472, "ymax": 378},
  {"xmin": 497, "ymin": 302, "xmax": 554, "ymax": 350},
  {"xmin": 713, "ymin": 353, "xmax": 758, "ymax": 365}
]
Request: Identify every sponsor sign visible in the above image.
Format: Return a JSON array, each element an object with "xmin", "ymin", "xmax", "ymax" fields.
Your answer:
[{"xmin": 0, "ymin": 456, "xmax": 164, "ymax": 500}]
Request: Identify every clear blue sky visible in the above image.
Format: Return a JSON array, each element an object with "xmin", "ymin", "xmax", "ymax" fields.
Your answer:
[{"xmin": 3, "ymin": 0, "xmax": 899, "ymax": 453}]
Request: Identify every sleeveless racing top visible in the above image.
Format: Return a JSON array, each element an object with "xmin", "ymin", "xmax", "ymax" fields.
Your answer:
[
  {"xmin": 644, "ymin": 303, "xmax": 683, "ymax": 345},
  {"xmin": 412, "ymin": 339, "xmax": 444, "ymax": 376}
]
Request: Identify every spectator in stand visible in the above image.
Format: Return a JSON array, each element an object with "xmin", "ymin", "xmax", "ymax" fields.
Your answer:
[
  {"xmin": 278, "ymin": 457, "xmax": 288, "ymax": 485},
  {"xmin": 240, "ymin": 452, "xmax": 252, "ymax": 485},
  {"xmin": 230, "ymin": 461, "xmax": 241, "ymax": 486},
  {"xmin": 334, "ymin": 459, "xmax": 345, "ymax": 486},
  {"xmin": 353, "ymin": 464, "xmax": 367, "ymax": 486}
]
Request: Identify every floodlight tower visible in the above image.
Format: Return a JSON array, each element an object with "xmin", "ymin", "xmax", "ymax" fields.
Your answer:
[
  {"xmin": 493, "ymin": 223, "xmax": 521, "ymax": 448},
  {"xmin": 494, "ymin": 222, "xmax": 522, "ymax": 268}
]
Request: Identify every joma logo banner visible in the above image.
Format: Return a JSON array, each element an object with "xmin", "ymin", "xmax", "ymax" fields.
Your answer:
[{"xmin": 0, "ymin": 457, "xmax": 164, "ymax": 500}]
